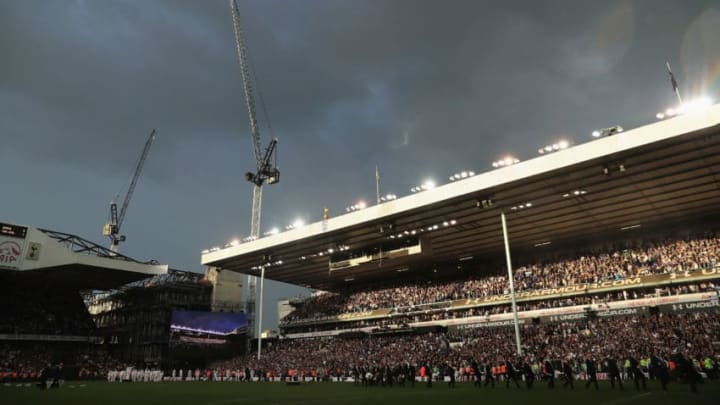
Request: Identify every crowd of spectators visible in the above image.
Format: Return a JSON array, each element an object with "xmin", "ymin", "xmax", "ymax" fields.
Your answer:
[
  {"xmin": 215, "ymin": 310, "xmax": 720, "ymax": 380},
  {"xmin": 282, "ymin": 233, "xmax": 720, "ymax": 323},
  {"xmin": 0, "ymin": 343, "xmax": 125, "ymax": 382},
  {"xmin": 281, "ymin": 282, "xmax": 719, "ymax": 334}
]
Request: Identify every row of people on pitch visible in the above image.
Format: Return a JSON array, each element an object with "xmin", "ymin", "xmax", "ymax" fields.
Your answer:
[
  {"xmin": 165, "ymin": 368, "xmax": 275, "ymax": 382},
  {"xmin": 355, "ymin": 353, "xmax": 704, "ymax": 393},
  {"xmin": 106, "ymin": 368, "xmax": 163, "ymax": 382},
  {"xmin": 352, "ymin": 363, "xmax": 458, "ymax": 387},
  {"xmin": 283, "ymin": 233, "xmax": 720, "ymax": 322},
  {"xmin": 461, "ymin": 353, "xmax": 705, "ymax": 392},
  {"xmin": 331, "ymin": 353, "xmax": 703, "ymax": 393}
]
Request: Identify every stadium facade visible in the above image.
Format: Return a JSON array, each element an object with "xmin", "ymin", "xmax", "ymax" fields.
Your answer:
[{"xmin": 0, "ymin": 224, "xmax": 247, "ymax": 380}]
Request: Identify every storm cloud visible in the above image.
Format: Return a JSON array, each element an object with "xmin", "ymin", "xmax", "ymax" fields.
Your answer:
[{"xmin": 2, "ymin": 0, "xmax": 719, "ymax": 327}]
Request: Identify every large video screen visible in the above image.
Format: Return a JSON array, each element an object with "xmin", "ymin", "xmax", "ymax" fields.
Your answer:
[
  {"xmin": 170, "ymin": 310, "xmax": 247, "ymax": 336},
  {"xmin": 169, "ymin": 311, "xmax": 247, "ymax": 365}
]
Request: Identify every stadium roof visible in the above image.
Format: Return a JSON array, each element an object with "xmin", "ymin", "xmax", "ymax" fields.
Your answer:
[
  {"xmin": 0, "ymin": 223, "xmax": 168, "ymax": 289},
  {"xmin": 202, "ymin": 104, "xmax": 720, "ymax": 290}
]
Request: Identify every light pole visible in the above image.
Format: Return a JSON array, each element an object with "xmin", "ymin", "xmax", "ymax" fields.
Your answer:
[
  {"xmin": 256, "ymin": 265, "xmax": 265, "ymax": 360},
  {"xmin": 501, "ymin": 211, "xmax": 522, "ymax": 355}
]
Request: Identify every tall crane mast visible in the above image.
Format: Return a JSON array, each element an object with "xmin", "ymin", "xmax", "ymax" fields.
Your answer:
[
  {"xmin": 229, "ymin": 0, "xmax": 280, "ymax": 349},
  {"xmin": 103, "ymin": 129, "xmax": 156, "ymax": 252},
  {"xmin": 230, "ymin": 0, "xmax": 280, "ymax": 236}
]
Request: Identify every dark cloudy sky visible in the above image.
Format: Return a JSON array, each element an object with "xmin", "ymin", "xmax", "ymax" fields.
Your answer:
[{"xmin": 2, "ymin": 0, "xmax": 719, "ymax": 328}]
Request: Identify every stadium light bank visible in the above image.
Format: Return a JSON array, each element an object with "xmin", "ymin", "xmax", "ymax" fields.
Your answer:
[
  {"xmin": 492, "ymin": 156, "xmax": 520, "ymax": 168},
  {"xmin": 449, "ymin": 171, "xmax": 476, "ymax": 181},
  {"xmin": 538, "ymin": 140, "xmax": 570, "ymax": 154},
  {"xmin": 656, "ymin": 96, "xmax": 713, "ymax": 120},
  {"xmin": 285, "ymin": 219, "xmax": 305, "ymax": 230},
  {"xmin": 410, "ymin": 180, "xmax": 436, "ymax": 193},
  {"xmin": 346, "ymin": 201, "xmax": 367, "ymax": 212}
]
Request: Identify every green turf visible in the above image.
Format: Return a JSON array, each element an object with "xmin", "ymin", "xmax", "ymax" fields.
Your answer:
[{"xmin": 1, "ymin": 380, "xmax": 718, "ymax": 405}]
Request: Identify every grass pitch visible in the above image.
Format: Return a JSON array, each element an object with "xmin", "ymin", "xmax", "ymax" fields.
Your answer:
[{"xmin": 2, "ymin": 380, "xmax": 719, "ymax": 405}]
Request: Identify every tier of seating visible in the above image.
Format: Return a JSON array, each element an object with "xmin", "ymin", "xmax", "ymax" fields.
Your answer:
[
  {"xmin": 282, "ymin": 233, "xmax": 720, "ymax": 324},
  {"xmin": 280, "ymin": 282, "xmax": 718, "ymax": 334}
]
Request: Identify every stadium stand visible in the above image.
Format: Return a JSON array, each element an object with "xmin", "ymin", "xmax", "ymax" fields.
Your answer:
[
  {"xmin": 280, "ymin": 232, "xmax": 720, "ymax": 326},
  {"xmin": 0, "ymin": 223, "xmax": 176, "ymax": 382},
  {"xmin": 279, "ymin": 282, "xmax": 718, "ymax": 334}
]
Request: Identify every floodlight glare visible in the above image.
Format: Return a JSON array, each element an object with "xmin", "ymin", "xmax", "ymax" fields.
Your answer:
[
  {"xmin": 493, "ymin": 156, "xmax": 519, "ymax": 167},
  {"xmin": 678, "ymin": 97, "xmax": 713, "ymax": 115}
]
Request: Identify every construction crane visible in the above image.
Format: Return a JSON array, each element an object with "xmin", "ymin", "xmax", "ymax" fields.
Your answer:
[
  {"xmin": 103, "ymin": 129, "xmax": 156, "ymax": 252},
  {"xmin": 229, "ymin": 0, "xmax": 280, "ymax": 356},
  {"xmin": 230, "ymin": 0, "xmax": 280, "ymax": 237}
]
